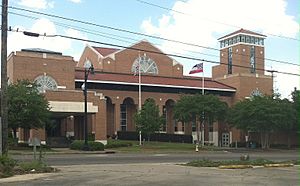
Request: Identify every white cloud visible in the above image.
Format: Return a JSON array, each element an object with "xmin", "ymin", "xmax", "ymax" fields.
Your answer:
[
  {"xmin": 141, "ymin": 0, "xmax": 299, "ymax": 98},
  {"xmin": 68, "ymin": 0, "xmax": 82, "ymax": 3},
  {"xmin": 268, "ymin": 64, "xmax": 300, "ymax": 99},
  {"xmin": 17, "ymin": 0, "xmax": 54, "ymax": 9},
  {"xmin": 141, "ymin": 0, "xmax": 299, "ymax": 54},
  {"xmin": 7, "ymin": 18, "xmax": 86, "ymax": 61}
]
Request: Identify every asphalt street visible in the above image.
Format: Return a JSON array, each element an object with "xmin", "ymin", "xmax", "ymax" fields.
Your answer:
[{"xmin": 11, "ymin": 149, "xmax": 300, "ymax": 166}]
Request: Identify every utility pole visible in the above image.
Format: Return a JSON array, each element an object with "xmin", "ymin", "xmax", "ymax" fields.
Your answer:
[
  {"xmin": 1, "ymin": 0, "xmax": 8, "ymax": 155},
  {"xmin": 267, "ymin": 70, "xmax": 278, "ymax": 95}
]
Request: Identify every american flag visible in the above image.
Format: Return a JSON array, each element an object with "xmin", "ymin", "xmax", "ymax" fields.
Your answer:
[{"xmin": 189, "ymin": 63, "xmax": 203, "ymax": 74}]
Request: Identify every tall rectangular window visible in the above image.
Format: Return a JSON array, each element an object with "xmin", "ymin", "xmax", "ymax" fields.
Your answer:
[
  {"xmin": 250, "ymin": 46, "xmax": 255, "ymax": 73},
  {"xmin": 120, "ymin": 104, "xmax": 127, "ymax": 131},
  {"xmin": 174, "ymin": 120, "xmax": 178, "ymax": 132},
  {"xmin": 228, "ymin": 47, "xmax": 233, "ymax": 74},
  {"xmin": 241, "ymin": 35, "xmax": 245, "ymax": 42}
]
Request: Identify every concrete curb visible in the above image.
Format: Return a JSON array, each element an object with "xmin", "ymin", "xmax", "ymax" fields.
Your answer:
[
  {"xmin": 218, "ymin": 163, "xmax": 295, "ymax": 169},
  {"xmin": 218, "ymin": 165, "xmax": 253, "ymax": 169},
  {"xmin": 264, "ymin": 163, "xmax": 294, "ymax": 168}
]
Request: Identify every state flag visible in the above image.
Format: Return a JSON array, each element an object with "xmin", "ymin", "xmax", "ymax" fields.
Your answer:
[{"xmin": 189, "ymin": 63, "xmax": 203, "ymax": 74}]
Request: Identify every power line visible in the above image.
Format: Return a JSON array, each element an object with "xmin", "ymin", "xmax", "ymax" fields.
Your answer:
[
  {"xmin": 8, "ymin": 11, "xmax": 221, "ymax": 60},
  {"xmin": 135, "ymin": 0, "xmax": 300, "ymax": 41},
  {"xmin": 10, "ymin": 28, "xmax": 300, "ymax": 77},
  {"xmin": 7, "ymin": 6, "xmax": 299, "ymax": 67}
]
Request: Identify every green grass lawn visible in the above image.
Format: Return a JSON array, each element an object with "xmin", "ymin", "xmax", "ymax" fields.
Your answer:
[{"xmin": 106, "ymin": 140, "xmax": 214, "ymax": 153}]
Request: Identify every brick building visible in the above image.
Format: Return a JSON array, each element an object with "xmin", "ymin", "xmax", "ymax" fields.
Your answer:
[{"xmin": 8, "ymin": 29, "xmax": 287, "ymax": 147}]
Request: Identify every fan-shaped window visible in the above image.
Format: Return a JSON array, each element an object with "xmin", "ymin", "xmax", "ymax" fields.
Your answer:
[
  {"xmin": 34, "ymin": 75, "xmax": 58, "ymax": 93},
  {"xmin": 131, "ymin": 54, "xmax": 158, "ymax": 75}
]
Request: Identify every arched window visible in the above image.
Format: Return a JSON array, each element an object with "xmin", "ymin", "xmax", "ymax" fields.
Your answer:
[
  {"xmin": 131, "ymin": 54, "xmax": 158, "ymax": 75},
  {"xmin": 34, "ymin": 74, "xmax": 58, "ymax": 93}
]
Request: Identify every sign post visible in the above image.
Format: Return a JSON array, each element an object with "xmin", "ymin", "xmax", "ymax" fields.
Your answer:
[{"xmin": 28, "ymin": 137, "xmax": 41, "ymax": 160}]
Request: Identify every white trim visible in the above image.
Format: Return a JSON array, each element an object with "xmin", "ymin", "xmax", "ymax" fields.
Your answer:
[
  {"xmin": 102, "ymin": 39, "xmax": 183, "ymax": 67},
  {"xmin": 218, "ymin": 32, "xmax": 266, "ymax": 41},
  {"xmin": 75, "ymin": 79, "xmax": 236, "ymax": 92},
  {"xmin": 57, "ymin": 86, "xmax": 66, "ymax": 89},
  {"xmin": 49, "ymin": 101, "xmax": 98, "ymax": 113},
  {"xmin": 87, "ymin": 44, "xmax": 103, "ymax": 58}
]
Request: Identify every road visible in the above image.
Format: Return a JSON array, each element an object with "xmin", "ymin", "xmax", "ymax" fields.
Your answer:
[
  {"xmin": 12, "ymin": 150, "xmax": 300, "ymax": 166},
  {"xmin": 3, "ymin": 150, "xmax": 299, "ymax": 186}
]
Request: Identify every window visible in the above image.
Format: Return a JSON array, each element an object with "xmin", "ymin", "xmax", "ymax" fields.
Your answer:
[
  {"xmin": 228, "ymin": 47, "xmax": 233, "ymax": 74},
  {"xmin": 255, "ymin": 38, "xmax": 259, "ymax": 45},
  {"xmin": 236, "ymin": 36, "xmax": 240, "ymax": 43},
  {"xmin": 220, "ymin": 41, "xmax": 225, "ymax": 48},
  {"xmin": 250, "ymin": 46, "xmax": 255, "ymax": 73},
  {"xmin": 259, "ymin": 39, "xmax": 264, "ymax": 46},
  {"xmin": 34, "ymin": 74, "xmax": 58, "ymax": 93},
  {"xmin": 132, "ymin": 54, "xmax": 158, "ymax": 74},
  {"xmin": 229, "ymin": 39, "xmax": 232, "ymax": 45},
  {"xmin": 225, "ymin": 40, "xmax": 228, "ymax": 47},
  {"xmin": 120, "ymin": 104, "xmax": 127, "ymax": 131},
  {"xmin": 233, "ymin": 37, "xmax": 236, "ymax": 44},
  {"xmin": 181, "ymin": 122, "xmax": 185, "ymax": 132},
  {"xmin": 241, "ymin": 35, "xmax": 245, "ymax": 42},
  {"xmin": 246, "ymin": 36, "xmax": 250, "ymax": 43},
  {"xmin": 174, "ymin": 120, "xmax": 178, "ymax": 132},
  {"xmin": 251, "ymin": 37, "xmax": 254, "ymax": 44}
]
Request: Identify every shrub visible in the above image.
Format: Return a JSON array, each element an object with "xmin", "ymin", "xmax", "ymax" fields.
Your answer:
[
  {"xmin": 88, "ymin": 141, "xmax": 105, "ymax": 151},
  {"xmin": 105, "ymin": 139, "xmax": 133, "ymax": 149},
  {"xmin": 0, "ymin": 156, "xmax": 17, "ymax": 178},
  {"xmin": 70, "ymin": 140, "xmax": 104, "ymax": 151},
  {"xmin": 18, "ymin": 161, "xmax": 54, "ymax": 173}
]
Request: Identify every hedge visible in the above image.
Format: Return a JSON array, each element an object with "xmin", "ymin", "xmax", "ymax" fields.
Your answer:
[
  {"xmin": 70, "ymin": 140, "xmax": 104, "ymax": 151},
  {"xmin": 117, "ymin": 131, "xmax": 193, "ymax": 143}
]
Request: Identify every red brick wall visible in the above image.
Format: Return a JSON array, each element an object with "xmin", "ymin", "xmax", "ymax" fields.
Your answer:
[{"xmin": 8, "ymin": 51, "xmax": 76, "ymax": 90}]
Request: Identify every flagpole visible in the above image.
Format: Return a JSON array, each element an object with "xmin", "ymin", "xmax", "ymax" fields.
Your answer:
[
  {"xmin": 138, "ymin": 53, "xmax": 142, "ymax": 146},
  {"xmin": 201, "ymin": 69, "xmax": 205, "ymax": 147}
]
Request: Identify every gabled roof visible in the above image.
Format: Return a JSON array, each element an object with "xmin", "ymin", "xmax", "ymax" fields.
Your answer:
[
  {"xmin": 218, "ymin": 29, "xmax": 267, "ymax": 40},
  {"xmin": 92, "ymin": 47, "xmax": 119, "ymax": 57},
  {"xmin": 91, "ymin": 40, "xmax": 183, "ymax": 67},
  {"xmin": 75, "ymin": 71, "xmax": 236, "ymax": 92}
]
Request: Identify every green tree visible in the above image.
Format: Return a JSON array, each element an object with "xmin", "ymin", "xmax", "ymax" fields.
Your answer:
[
  {"xmin": 134, "ymin": 99, "xmax": 165, "ymax": 141},
  {"xmin": 7, "ymin": 80, "xmax": 51, "ymax": 139},
  {"xmin": 228, "ymin": 95, "xmax": 295, "ymax": 149},
  {"xmin": 174, "ymin": 94, "xmax": 228, "ymax": 144},
  {"xmin": 291, "ymin": 88, "xmax": 300, "ymax": 131}
]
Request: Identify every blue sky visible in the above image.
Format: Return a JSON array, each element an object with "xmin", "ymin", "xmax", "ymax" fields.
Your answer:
[{"xmin": 7, "ymin": 0, "xmax": 299, "ymax": 98}]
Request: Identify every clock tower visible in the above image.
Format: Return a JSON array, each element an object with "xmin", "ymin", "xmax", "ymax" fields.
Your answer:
[{"xmin": 212, "ymin": 29, "xmax": 273, "ymax": 102}]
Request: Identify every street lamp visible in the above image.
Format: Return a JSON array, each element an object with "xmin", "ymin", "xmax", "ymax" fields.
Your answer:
[{"xmin": 81, "ymin": 60, "xmax": 94, "ymax": 150}]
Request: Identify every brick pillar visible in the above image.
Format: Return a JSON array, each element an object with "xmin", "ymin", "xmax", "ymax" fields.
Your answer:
[
  {"xmin": 114, "ymin": 102, "xmax": 121, "ymax": 134},
  {"xmin": 95, "ymin": 97, "xmax": 107, "ymax": 144}
]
